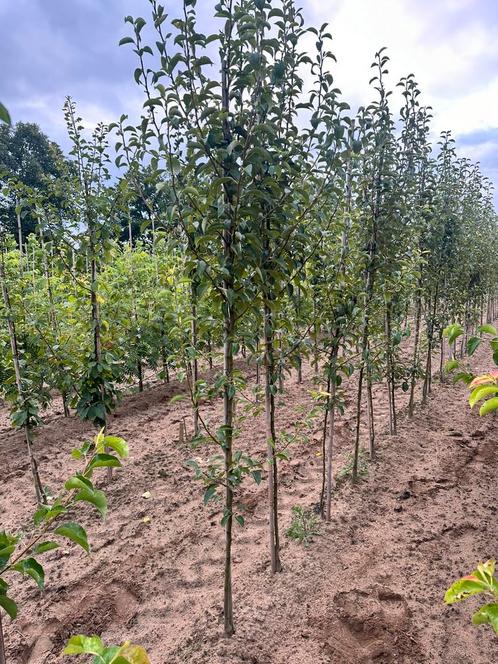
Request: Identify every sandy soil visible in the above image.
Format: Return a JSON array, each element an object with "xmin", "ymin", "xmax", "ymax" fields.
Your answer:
[{"xmin": 0, "ymin": 341, "xmax": 497, "ymax": 664}]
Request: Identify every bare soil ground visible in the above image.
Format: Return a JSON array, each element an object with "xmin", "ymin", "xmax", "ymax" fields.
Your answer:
[{"xmin": 1, "ymin": 340, "xmax": 497, "ymax": 664}]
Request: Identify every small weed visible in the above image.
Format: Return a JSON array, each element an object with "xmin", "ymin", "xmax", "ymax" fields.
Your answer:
[
  {"xmin": 337, "ymin": 448, "xmax": 369, "ymax": 481},
  {"xmin": 286, "ymin": 505, "xmax": 321, "ymax": 547}
]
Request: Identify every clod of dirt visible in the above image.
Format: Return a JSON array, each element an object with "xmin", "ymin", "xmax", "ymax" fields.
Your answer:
[{"xmin": 316, "ymin": 587, "xmax": 421, "ymax": 664}]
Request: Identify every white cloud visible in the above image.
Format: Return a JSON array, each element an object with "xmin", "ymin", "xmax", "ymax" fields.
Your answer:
[{"xmin": 302, "ymin": 0, "xmax": 498, "ymax": 138}]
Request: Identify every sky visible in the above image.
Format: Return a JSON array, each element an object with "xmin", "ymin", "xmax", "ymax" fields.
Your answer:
[{"xmin": 1, "ymin": 0, "xmax": 498, "ymax": 201}]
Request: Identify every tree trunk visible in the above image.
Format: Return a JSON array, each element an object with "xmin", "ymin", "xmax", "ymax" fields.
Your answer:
[
  {"xmin": 313, "ymin": 296, "xmax": 320, "ymax": 375},
  {"xmin": 137, "ymin": 360, "xmax": 144, "ymax": 392},
  {"xmin": 62, "ymin": 392, "xmax": 70, "ymax": 417},
  {"xmin": 297, "ymin": 356, "xmax": 302, "ymax": 384},
  {"xmin": 319, "ymin": 375, "xmax": 331, "ymax": 518},
  {"xmin": 191, "ymin": 282, "xmax": 200, "ymax": 438},
  {"xmin": 325, "ymin": 344, "xmax": 339, "ymax": 521},
  {"xmin": 89, "ymin": 243, "xmax": 109, "ymax": 479},
  {"xmin": 353, "ymin": 365, "xmax": 364, "ymax": 482},
  {"xmin": 264, "ymin": 302, "xmax": 283, "ymax": 573},
  {"xmin": 0, "ymin": 249, "xmax": 45, "ymax": 504},
  {"xmin": 223, "ymin": 307, "xmax": 235, "ymax": 636},
  {"xmin": 366, "ymin": 363, "xmax": 375, "ymax": 457},
  {"xmin": 207, "ymin": 333, "xmax": 213, "ymax": 371},
  {"xmin": 408, "ymin": 295, "xmax": 422, "ymax": 418},
  {"xmin": 439, "ymin": 330, "xmax": 444, "ymax": 382},
  {"xmin": 422, "ymin": 292, "xmax": 438, "ymax": 402},
  {"xmin": 16, "ymin": 201, "xmax": 23, "ymax": 258},
  {"xmin": 0, "ymin": 610, "xmax": 6, "ymax": 664},
  {"xmin": 384, "ymin": 301, "xmax": 396, "ymax": 435}
]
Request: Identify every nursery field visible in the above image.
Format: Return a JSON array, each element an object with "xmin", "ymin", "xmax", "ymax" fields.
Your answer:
[
  {"xmin": 1, "ymin": 1, "xmax": 498, "ymax": 663},
  {"xmin": 1, "ymin": 340, "xmax": 497, "ymax": 664}
]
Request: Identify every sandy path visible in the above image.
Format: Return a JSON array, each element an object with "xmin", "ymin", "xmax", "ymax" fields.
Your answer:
[{"xmin": 0, "ymin": 341, "xmax": 497, "ymax": 663}]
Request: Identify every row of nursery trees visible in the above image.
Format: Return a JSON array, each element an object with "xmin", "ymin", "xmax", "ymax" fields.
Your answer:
[{"xmin": 1, "ymin": 0, "xmax": 498, "ymax": 646}]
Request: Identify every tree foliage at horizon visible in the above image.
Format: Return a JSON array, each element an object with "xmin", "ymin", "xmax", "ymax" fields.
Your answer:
[{"xmin": 1, "ymin": 0, "xmax": 498, "ymax": 648}]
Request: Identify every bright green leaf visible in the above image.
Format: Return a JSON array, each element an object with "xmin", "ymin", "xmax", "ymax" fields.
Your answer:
[{"xmin": 54, "ymin": 522, "xmax": 89, "ymax": 553}]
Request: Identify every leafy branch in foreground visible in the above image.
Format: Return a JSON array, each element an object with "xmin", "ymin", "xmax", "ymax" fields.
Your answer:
[
  {"xmin": 445, "ymin": 560, "xmax": 498, "ymax": 635},
  {"xmin": 64, "ymin": 635, "xmax": 150, "ymax": 664},
  {"xmin": 444, "ymin": 332, "xmax": 497, "ymax": 636},
  {"xmin": 443, "ymin": 322, "xmax": 498, "ymax": 413},
  {"xmin": 0, "ymin": 430, "xmax": 128, "ymax": 661}
]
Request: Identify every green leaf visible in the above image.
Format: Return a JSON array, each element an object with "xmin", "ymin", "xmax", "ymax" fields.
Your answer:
[
  {"xmin": 134, "ymin": 17, "xmax": 146, "ymax": 33},
  {"xmin": 115, "ymin": 643, "xmax": 151, "ymax": 663},
  {"xmin": 444, "ymin": 359, "xmax": 459, "ymax": 372},
  {"xmin": 64, "ymin": 635, "xmax": 104, "ymax": 656},
  {"xmin": 453, "ymin": 371, "xmax": 475, "ymax": 385},
  {"xmin": 251, "ymin": 470, "xmax": 262, "ymax": 485},
  {"xmin": 0, "ymin": 544, "xmax": 16, "ymax": 568},
  {"xmin": 0, "ymin": 102, "xmax": 11, "ymax": 125},
  {"xmin": 467, "ymin": 336, "xmax": 481, "ymax": 356},
  {"xmin": 203, "ymin": 485, "xmax": 217, "ymax": 505},
  {"xmin": 65, "ymin": 475, "xmax": 93, "ymax": 492},
  {"xmin": 469, "ymin": 385, "xmax": 498, "ymax": 408},
  {"xmin": 54, "ymin": 522, "xmax": 89, "ymax": 553},
  {"xmin": 12, "ymin": 558, "xmax": 45, "ymax": 589},
  {"xmin": 479, "ymin": 397, "xmax": 498, "ymax": 416},
  {"xmin": 0, "ymin": 593, "xmax": 17, "ymax": 619},
  {"xmin": 478, "ymin": 324, "xmax": 498, "ymax": 336},
  {"xmin": 444, "ymin": 576, "xmax": 487, "ymax": 604},
  {"xmin": 74, "ymin": 487, "xmax": 108, "ymax": 517},
  {"xmin": 443, "ymin": 323, "xmax": 464, "ymax": 345},
  {"xmin": 119, "ymin": 36, "xmax": 135, "ymax": 46},
  {"xmin": 99, "ymin": 647, "xmax": 121, "ymax": 664},
  {"xmin": 103, "ymin": 436, "xmax": 129, "ymax": 458},
  {"xmin": 32, "ymin": 541, "xmax": 59, "ymax": 555},
  {"xmin": 87, "ymin": 454, "xmax": 122, "ymax": 473},
  {"xmin": 471, "ymin": 603, "xmax": 498, "ymax": 634}
]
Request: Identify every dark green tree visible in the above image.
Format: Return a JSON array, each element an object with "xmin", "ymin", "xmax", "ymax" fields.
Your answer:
[{"xmin": 0, "ymin": 122, "xmax": 66, "ymax": 243}]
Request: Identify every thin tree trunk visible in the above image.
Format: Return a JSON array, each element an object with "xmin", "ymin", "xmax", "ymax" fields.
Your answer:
[
  {"xmin": 16, "ymin": 202, "xmax": 23, "ymax": 258},
  {"xmin": 90, "ymin": 245, "xmax": 109, "ymax": 478},
  {"xmin": 319, "ymin": 375, "xmax": 331, "ymax": 518},
  {"xmin": 278, "ymin": 349, "xmax": 284, "ymax": 394},
  {"xmin": 62, "ymin": 392, "xmax": 70, "ymax": 417},
  {"xmin": 223, "ymin": 312, "xmax": 235, "ymax": 636},
  {"xmin": 366, "ymin": 363, "xmax": 375, "ymax": 456},
  {"xmin": 353, "ymin": 366, "xmax": 364, "ymax": 482},
  {"xmin": 297, "ymin": 356, "xmax": 302, "ymax": 384},
  {"xmin": 264, "ymin": 303, "xmax": 282, "ymax": 573},
  {"xmin": 0, "ymin": 250, "xmax": 45, "ymax": 503},
  {"xmin": 384, "ymin": 301, "xmax": 396, "ymax": 434},
  {"xmin": 191, "ymin": 282, "xmax": 200, "ymax": 438},
  {"xmin": 423, "ymin": 292, "xmax": 438, "ymax": 401},
  {"xmin": 0, "ymin": 610, "xmax": 6, "ymax": 664},
  {"xmin": 354, "ymin": 141, "xmax": 382, "ymax": 475},
  {"xmin": 207, "ymin": 333, "xmax": 213, "ymax": 371},
  {"xmin": 439, "ymin": 331, "xmax": 444, "ymax": 382},
  {"xmin": 408, "ymin": 292, "xmax": 422, "ymax": 417},
  {"xmin": 128, "ymin": 215, "xmax": 133, "ymax": 249},
  {"xmin": 255, "ymin": 336, "xmax": 261, "ymax": 401},
  {"xmin": 313, "ymin": 297, "xmax": 319, "ymax": 375},
  {"xmin": 137, "ymin": 360, "xmax": 144, "ymax": 392},
  {"xmin": 221, "ymin": 42, "xmax": 235, "ymax": 636},
  {"xmin": 325, "ymin": 344, "xmax": 339, "ymax": 521}
]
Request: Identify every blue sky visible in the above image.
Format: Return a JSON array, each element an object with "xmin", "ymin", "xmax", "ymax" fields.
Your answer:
[{"xmin": 1, "ymin": 0, "xmax": 498, "ymax": 200}]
